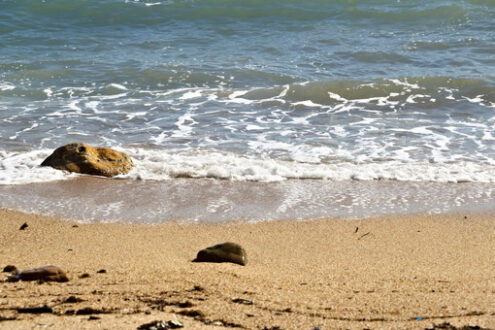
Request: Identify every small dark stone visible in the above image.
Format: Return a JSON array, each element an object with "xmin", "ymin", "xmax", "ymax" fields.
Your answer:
[
  {"xmin": 2, "ymin": 265, "xmax": 17, "ymax": 273},
  {"xmin": 137, "ymin": 320, "xmax": 167, "ymax": 330},
  {"xmin": 178, "ymin": 309, "xmax": 205, "ymax": 320},
  {"xmin": 178, "ymin": 301, "xmax": 194, "ymax": 308},
  {"xmin": 72, "ymin": 225, "xmax": 79, "ymax": 228},
  {"xmin": 193, "ymin": 285, "xmax": 203, "ymax": 291},
  {"xmin": 63, "ymin": 296, "xmax": 85, "ymax": 303},
  {"xmin": 79, "ymin": 273, "xmax": 90, "ymax": 279},
  {"xmin": 18, "ymin": 306, "xmax": 53, "ymax": 314},
  {"xmin": 19, "ymin": 223, "xmax": 28, "ymax": 230},
  {"xmin": 167, "ymin": 320, "xmax": 184, "ymax": 329},
  {"xmin": 97, "ymin": 269, "xmax": 106, "ymax": 274},
  {"xmin": 88, "ymin": 315, "xmax": 100, "ymax": 320},
  {"xmin": 193, "ymin": 242, "xmax": 247, "ymax": 266},
  {"xmin": 75, "ymin": 307, "xmax": 109, "ymax": 315},
  {"xmin": 7, "ymin": 265, "xmax": 69, "ymax": 282},
  {"xmin": 232, "ymin": 298, "xmax": 253, "ymax": 305}
]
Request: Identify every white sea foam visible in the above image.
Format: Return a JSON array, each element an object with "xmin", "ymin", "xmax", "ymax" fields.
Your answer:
[
  {"xmin": 0, "ymin": 82, "xmax": 15, "ymax": 91},
  {"xmin": 179, "ymin": 90, "xmax": 202, "ymax": 100},
  {"xmin": 328, "ymin": 91, "xmax": 347, "ymax": 102},
  {"xmin": 1, "ymin": 147, "xmax": 495, "ymax": 186},
  {"xmin": 0, "ymin": 149, "xmax": 76, "ymax": 184},
  {"xmin": 43, "ymin": 88, "xmax": 53, "ymax": 97},
  {"xmin": 107, "ymin": 83, "xmax": 128, "ymax": 91},
  {"xmin": 1, "ymin": 77, "xmax": 494, "ymax": 186},
  {"xmin": 144, "ymin": 2, "xmax": 163, "ymax": 6},
  {"xmin": 463, "ymin": 95, "xmax": 484, "ymax": 103},
  {"xmin": 389, "ymin": 78, "xmax": 421, "ymax": 89}
]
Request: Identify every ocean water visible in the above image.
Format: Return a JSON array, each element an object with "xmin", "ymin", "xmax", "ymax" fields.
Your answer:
[{"xmin": 1, "ymin": 0, "xmax": 495, "ymax": 222}]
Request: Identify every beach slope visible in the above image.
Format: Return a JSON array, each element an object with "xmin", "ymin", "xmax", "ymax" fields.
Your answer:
[{"xmin": 1, "ymin": 209, "xmax": 494, "ymax": 329}]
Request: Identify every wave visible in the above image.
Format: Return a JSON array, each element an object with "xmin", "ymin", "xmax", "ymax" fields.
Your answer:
[
  {"xmin": 1, "ymin": 75, "xmax": 493, "ymax": 105},
  {"xmin": 2, "ymin": 147, "xmax": 495, "ymax": 185},
  {"xmin": 1, "ymin": 76, "xmax": 494, "ymax": 185}
]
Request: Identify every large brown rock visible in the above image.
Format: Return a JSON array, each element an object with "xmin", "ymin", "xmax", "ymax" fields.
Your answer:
[
  {"xmin": 41, "ymin": 143, "xmax": 133, "ymax": 177},
  {"xmin": 193, "ymin": 242, "xmax": 247, "ymax": 266},
  {"xmin": 6, "ymin": 265, "xmax": 69, "ymax": 282}
]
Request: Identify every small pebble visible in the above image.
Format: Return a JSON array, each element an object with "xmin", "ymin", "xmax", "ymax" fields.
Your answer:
[
  {"xmin": 2, "ymin": 265, "xmax": 17, "ymax": 273},
  {"xmin": 167, "ymin": 320, "xmax": 184, "ymax": 329}
]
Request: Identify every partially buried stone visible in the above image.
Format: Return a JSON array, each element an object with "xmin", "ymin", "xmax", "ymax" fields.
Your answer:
[
  {"xmin": 2, "ymin": 265, "xmax": 17, "ymax": 273},
  {"xmin": 137, "ymin": 320, "xmax": 168, "ymax": 330},
  {"xmin": 193, "ymin": 242, "xmax": 247, "ymax": 266},
  {"xmin": 6, "ymin": 265, "xmax": 69, "ymax": 282},
  {"xmin": 40, "ymin": 143, "xmax": 133, "ymax": 177}
]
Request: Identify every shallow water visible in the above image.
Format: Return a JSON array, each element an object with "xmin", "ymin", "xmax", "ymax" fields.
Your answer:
[
  {"xmin": 1, "ymin": 1, "xmax": 495, "ymax": 221},
  {"xmin": 0, "ymin": 178, "xmax": 494, "ymax": 223}
]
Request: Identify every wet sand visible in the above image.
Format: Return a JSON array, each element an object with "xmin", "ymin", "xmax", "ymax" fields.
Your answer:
[
  {"xmin": 1, "ymin": 209, "xmax": 495, "ymax": 329},
  {"xmin": 2, "ymin": 177, "xmax": 495, "ymax": 223}
]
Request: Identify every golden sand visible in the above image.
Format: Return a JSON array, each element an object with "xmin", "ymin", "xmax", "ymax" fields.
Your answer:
[{"xmin": 1, "ymin": 209, "xmax": 495, "ymax": 329}]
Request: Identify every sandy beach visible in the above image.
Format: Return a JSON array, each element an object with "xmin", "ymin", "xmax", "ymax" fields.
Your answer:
[{"xmin": 1, "ymin": 209, "xmax": 495, "ymax": 329}]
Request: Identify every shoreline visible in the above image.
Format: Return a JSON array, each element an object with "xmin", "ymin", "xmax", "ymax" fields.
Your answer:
[
  {"xmin": 2, "ymin": 177, "xmax": 495, "ymax": 223},
  {"xmin": 1, "ymin": 209, "xmax": 495, "ymax": 329}
]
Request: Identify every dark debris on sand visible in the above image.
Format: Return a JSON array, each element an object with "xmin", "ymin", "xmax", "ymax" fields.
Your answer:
[
  {"xmin": 137, "ymin": 319, "xmax": 184, "ymax": 330},
  {"xmin": 426, "ymin": 322, "xmax": 491, "ymax": 330}
]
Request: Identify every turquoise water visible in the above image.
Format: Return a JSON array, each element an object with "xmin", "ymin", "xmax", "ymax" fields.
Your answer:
[{"xmin": 1, "ymin": 0, "xmax": 495, "ymax": 221}]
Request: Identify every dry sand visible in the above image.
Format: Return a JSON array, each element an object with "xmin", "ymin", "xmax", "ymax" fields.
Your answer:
[{"xmin": 1, "ymin": 208, "xmax": 495, "ymax": 329}]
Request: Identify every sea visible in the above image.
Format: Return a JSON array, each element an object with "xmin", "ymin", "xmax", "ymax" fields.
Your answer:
[{"xmin": 1, "ymin": 0, "xmax": 495, "ymax": 222}]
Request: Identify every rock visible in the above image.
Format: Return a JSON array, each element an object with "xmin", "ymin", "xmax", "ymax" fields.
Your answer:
[
  {"xmin": 19, "ymin": 222, "xmax": 28, "ymax": 230},
  {"xmin": 63, "ymin": 296, "xmax": 85, "ymax": 303},
  {"xmin": 40, "ymin": 143, "xmax": 133, "ymax": 177},
  {"xmin": 137, "ymin": 320, "xmax": 168, "ymax": 330},
  {"xmin": 193, "ymin": 285, "xmax": 203, "ymax": 291},
  {"xmin": 193, "ymin": 242, "xmax": 247, "ymax": 266},
  {"xmin": 6, "ymin": 265, "xmax": 69, "ymax": 282},
  {"xmin": 232, "ymin": 298, "xmax": 253, "ymax": 305},
  {"xmin": 167, "ymin": 320, "xmax": 184, "ymax": 329},
  {"xmin": 75, "ymin": 307, "xmax": 109, "ymax": 315},
  {"xmin": 17, "ymin": 306, "xmax": 53, "ymax": 314},
  {"xmin": 178, "ymin": 310, "xmax": 205, "ymax": 321},
  {"xmin": 2, "ymin": 265, "xmax": 17, "ymax": 273}
]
